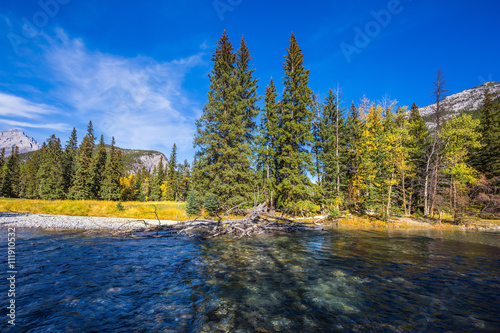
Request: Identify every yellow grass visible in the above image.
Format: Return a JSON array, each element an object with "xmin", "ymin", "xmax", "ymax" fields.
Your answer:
[{"xmin": 0, "ymin": 198, "xmax": 189, "ymax": 220}]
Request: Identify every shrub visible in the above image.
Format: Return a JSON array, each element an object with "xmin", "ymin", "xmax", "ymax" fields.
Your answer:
[
  {"xmin": 116, "ymin": 202, "xmax": 125, "ymax": 211},
  {"xmin": 296, "ymin": 200, "xmax": 318, "ymax": 216},
  {"xmin": 185, "ymin": 191, "xmax": 201, "ymax": 216},
  {"xmin": 227, "ymin": 195, "xmax": 246, "ymax": 209},
  {"xmin": 329, "ymin": 206, "xmax": 341, "ymax": 218},
  {"xmin": 203, "ymin": 193, "xmax": 219, "ymax": 217}
]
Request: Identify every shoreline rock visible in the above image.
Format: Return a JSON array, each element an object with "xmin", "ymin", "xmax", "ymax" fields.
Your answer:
[{"xmin": 0, "ymin": 212, "xmax": 179, "ymax": 231}]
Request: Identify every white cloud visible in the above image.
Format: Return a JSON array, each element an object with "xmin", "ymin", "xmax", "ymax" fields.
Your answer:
[
  {"xmin": 0, "ymin": 118, "xmax": 70, "ymax": 131},
  {"xmin": 0, "ymin": 92, "xmax": 60, "ymax": 119},
  {"xmin": 39, "ymin": 28, "xmax": 205, "ymax": 155}
]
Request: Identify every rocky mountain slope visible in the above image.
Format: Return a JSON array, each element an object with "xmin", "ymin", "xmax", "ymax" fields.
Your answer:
[
  {"xmin": 0, "ymin": 129, "xmax": 42, "ymax": 156},
  {"xmin": 419, "ymin": 81, "xmax": 500, "ymax": 127},
  {"xmin": 119, "ymin": 148, "xmax": 166, "ymax": 174}
]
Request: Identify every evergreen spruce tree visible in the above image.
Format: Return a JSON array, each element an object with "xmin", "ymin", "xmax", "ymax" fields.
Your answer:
[
  {"xmin": 63, "ymin": 128, "xmax": 78, "ymax": 194},
  {"xmin": 177, "ymin": 159, "xmax": 190, "ymax": 201},
  {"xmin": 166, "ymin": 144, "xmax": 178, "ymax": 200},
  {"xmin": 476, "ymin": 89, "xmax": 500, "ymax": 175},
  {"xmin": 311, "ymin": 94, "xmax": 323, "ymax": 184},
  {"xmin": 257, "ymin": 78, "xmax": 280, "ymax": 208},
  {"xmin": 90, "ymin": 135, "xmax": 107, "ymax": 199},
  {"xmin": 71, "ymin": 121, "xmax": 95, "ymax": 199},
  {"xmin": 317, "ymin": 89, "xmax": 348, "ymax": 211},
  {"xmin": 37, "ymin": 135, "xmax": 65, "ymax": 200},
  {"xmin": 428, "ymin": 70, "xmax": 447, "ymax": 216},
  {"xmin": 275, "ymin": 33, "xmax": 315, "ymax": 210},
  {"xmin": 194, "ymin": 31, "xmax": 256, "ymax": 204},
  {"xmin": 135, "ymin": 167, "xmax": 150, "ymax": 202},
  {"xmin": 236, "ymin": 36, "xmax": 259, "ymax": 144},
  {"xmin": 407, "ymin": 103, "xmax": 429, "ymax": 213},
  {"xmin": 100, "ymin": 137, "xmax": 123, "ymax": 201},
  {"xmin": 0, "ymin": 148, "xmax": 5, "ymax": 184},
  {"xmin": 346, "ymin": 101, "xmax": 364, "ymax": 211},
  {"xmin": 185, "ymin": 190, "xmax": 202, "ymax": 216},
  {"xmin": 150, "ymin": 158, "xmax": 165, "ymax": 201},
  {"xmin": 1, "ymin": 147, "xmax": 20, "ymax": 198},
  {"xmin": 20, "ymin": 150, "xmax": 41, "ymax": 199}
]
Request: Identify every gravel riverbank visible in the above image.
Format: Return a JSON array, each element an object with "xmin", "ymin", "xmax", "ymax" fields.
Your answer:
[
  {"xmin": 2, "ymin": 212, "xmax": 499, "ymax": 232},
  {"xmin": 0, "ymin": 212, "xmax": 179, "ymax": 230}
]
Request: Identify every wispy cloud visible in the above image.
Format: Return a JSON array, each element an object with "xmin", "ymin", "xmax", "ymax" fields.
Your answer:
[
  {"xmin": 38, "ymin": 28, "xmax": 205, "ymax": 155},
  {"xmin": 0, "ymin": 118, "xmax": 70, "ymax": 131},
  {"xmin": 0, "ymin": 92, "xmax": 60, "ymax": 119},
  {"xmin": 0, "ymin": 91, "xmax": 69, "ymax": 132}
]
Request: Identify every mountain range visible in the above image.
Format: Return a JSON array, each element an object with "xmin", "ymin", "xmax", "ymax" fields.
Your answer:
[{"xmin": 419, "ymin": 81, "xmax": 500, "ymax": 127}]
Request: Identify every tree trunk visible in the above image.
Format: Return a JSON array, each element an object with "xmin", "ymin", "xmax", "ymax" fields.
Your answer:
[
  {"xmin": 401, "ymin": 169, "xmax": 407, "ymax": 216},
  {"xmin": 386, "ymin": 172, "xmax": 394, "ymax": 219},
  {"xmin": 408, "ymin": 179, "xmax": 413, "ymax": 215},
  {"xmin": 424, "ymin": 140, "xmax": 436, "ymax": 216},
  {"xmin": 430, "ymin": 150, "xmax": 440, "ymax": 216}
]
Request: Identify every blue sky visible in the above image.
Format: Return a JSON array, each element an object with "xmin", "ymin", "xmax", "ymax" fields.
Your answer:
[{"xmin": 0, "ymin": 0, "xmax": 499, "ymax": 162}]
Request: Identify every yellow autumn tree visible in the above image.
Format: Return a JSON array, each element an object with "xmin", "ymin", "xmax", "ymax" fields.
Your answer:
[{"xmin": 120, "ymin": 174, "xmax": 137, "ymax": 201}]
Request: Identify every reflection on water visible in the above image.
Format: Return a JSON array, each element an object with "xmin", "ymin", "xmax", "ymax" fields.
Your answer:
[{"xmin": 1, "ymin": 228, "xmax": 499, "ymax": 332}]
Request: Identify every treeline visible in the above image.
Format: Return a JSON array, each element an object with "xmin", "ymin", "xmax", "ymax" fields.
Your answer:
[
  {"xmin": 2, "ymin": 31, "xmax": 499, "ymax": 219},
  {"xmin": 0, "ymin": 121, "xmax": 192, "ymax": 202},
  {"xmin": 192, "ymin": 31, "xmax": 500, "ymax": 219}
]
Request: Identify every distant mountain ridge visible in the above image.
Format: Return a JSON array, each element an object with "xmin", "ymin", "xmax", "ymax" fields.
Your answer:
[
  {"xmin": 419, "ymin": 81, "xmax": 500, "ymax": 127},
  {"xmin": 0, "ymin": 129, "xmax": 41, "ymax": 156}
]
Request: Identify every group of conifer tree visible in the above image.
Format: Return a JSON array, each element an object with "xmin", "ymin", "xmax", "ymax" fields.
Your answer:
[
  {"xmin": 192, "ymin": 31, "xmax": 500, "ymax": 218},
  {"xmin": 0, "ymin": 120, "xmax": 193, "ymax": 202},
  {"xmin": 0, "ymin": 121, "xmax": 124, "ymax": 200}
]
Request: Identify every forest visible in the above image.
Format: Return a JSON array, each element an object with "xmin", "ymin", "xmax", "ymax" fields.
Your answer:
[{"xmin": 1, "ymin": 31, "xmax": 499, "ymax": 222}]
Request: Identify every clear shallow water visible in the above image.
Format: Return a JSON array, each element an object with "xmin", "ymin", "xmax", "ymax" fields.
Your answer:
[{"xmin": 1, "ymin": 228, "xmax": 499, "ymax": 332}]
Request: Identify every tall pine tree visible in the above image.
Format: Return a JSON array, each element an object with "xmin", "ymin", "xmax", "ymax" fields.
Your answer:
[
  {"xmin": 20, "ymin": 150, "xmax": 41, "ymax": 199},
  {"xmin": 177, "ymin": 159, "xmax": 190, "ymax": 201},
  {"xmin": 475, "ymin": 89, "xmax": 500, "ymax": 176},
  {"xmin": 1, "ymin": 147, "xmax": 20, "ymax": 197},
  {"xmin": 275, "ymin": 33, "xmax": 315, "ymax": 210},
  {"xmin": 90, "ymin": 135, "xmax": 107, "ymax": 199},
  {"xmin": 317, "ymin": 89, "xmax": 348, "ymax": 211},
  {"xmin": 0, "ymin": 148, "xmax": 5, "ymax": 184},
  {"xmin": 194, "ymin": 31, "xmax": 256, "ymax": 205},
  {"xmin": 38, "ymin": 135, "xmax": 65, "ymax": 200},
  {"xmin": 407, "ymin": 103, "xmax": 429, "ymax": 214},
  {"xmin": 166, "ymin": 144, "xmax": 178, "ymax": 200},
  {"xmin": 257, "ymin": 78, "xmax": 280, "ymax": 208},
  {"xmin": 100, "ymin": 137, "xmax": 124, "ymax": 201},
  {"xmin": 150, "ymin": 157, "xmax": 165, "ymax": 201},
  {"xmin": 71, "ymin": 121, "xmax": 95, "ymax": 200},
  {"xmin": 64, "ymin": 128, "xmax": 78, "ymax": 194}
]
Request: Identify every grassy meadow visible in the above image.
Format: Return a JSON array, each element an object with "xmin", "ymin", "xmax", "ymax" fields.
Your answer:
[{"xmin": 0, "ymin": 198, "xmax": 189, "ymax": 220}]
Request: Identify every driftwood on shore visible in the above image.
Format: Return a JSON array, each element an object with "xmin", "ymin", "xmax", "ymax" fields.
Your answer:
[
  {"xmin": 179, "ymin": 202, "xmax": 320, "ymax": 239},
  {"xmin": 108, "ymin": 203, "xmax": 322, "ymax": 239}
]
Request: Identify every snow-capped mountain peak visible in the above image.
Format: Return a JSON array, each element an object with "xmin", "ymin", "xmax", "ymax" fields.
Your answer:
[{"xmin": 0, "ymin": 129, "xmax": 42, "ymax": 156}]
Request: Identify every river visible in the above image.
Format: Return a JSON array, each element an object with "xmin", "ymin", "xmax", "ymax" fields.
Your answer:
[{"xmin": 1, "ymin": 227, "xmax": 499, "ymax": 332}]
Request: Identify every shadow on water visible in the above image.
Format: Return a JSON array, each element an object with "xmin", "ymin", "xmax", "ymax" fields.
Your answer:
[{"xmin": 0, "ymin": 228, "xmax": 499, "ymax": 332}]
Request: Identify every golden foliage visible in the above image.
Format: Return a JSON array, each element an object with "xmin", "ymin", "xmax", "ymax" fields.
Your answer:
[{"xmin": 0, "ymin": 198, "xmax": 188, "ymax": 220}]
